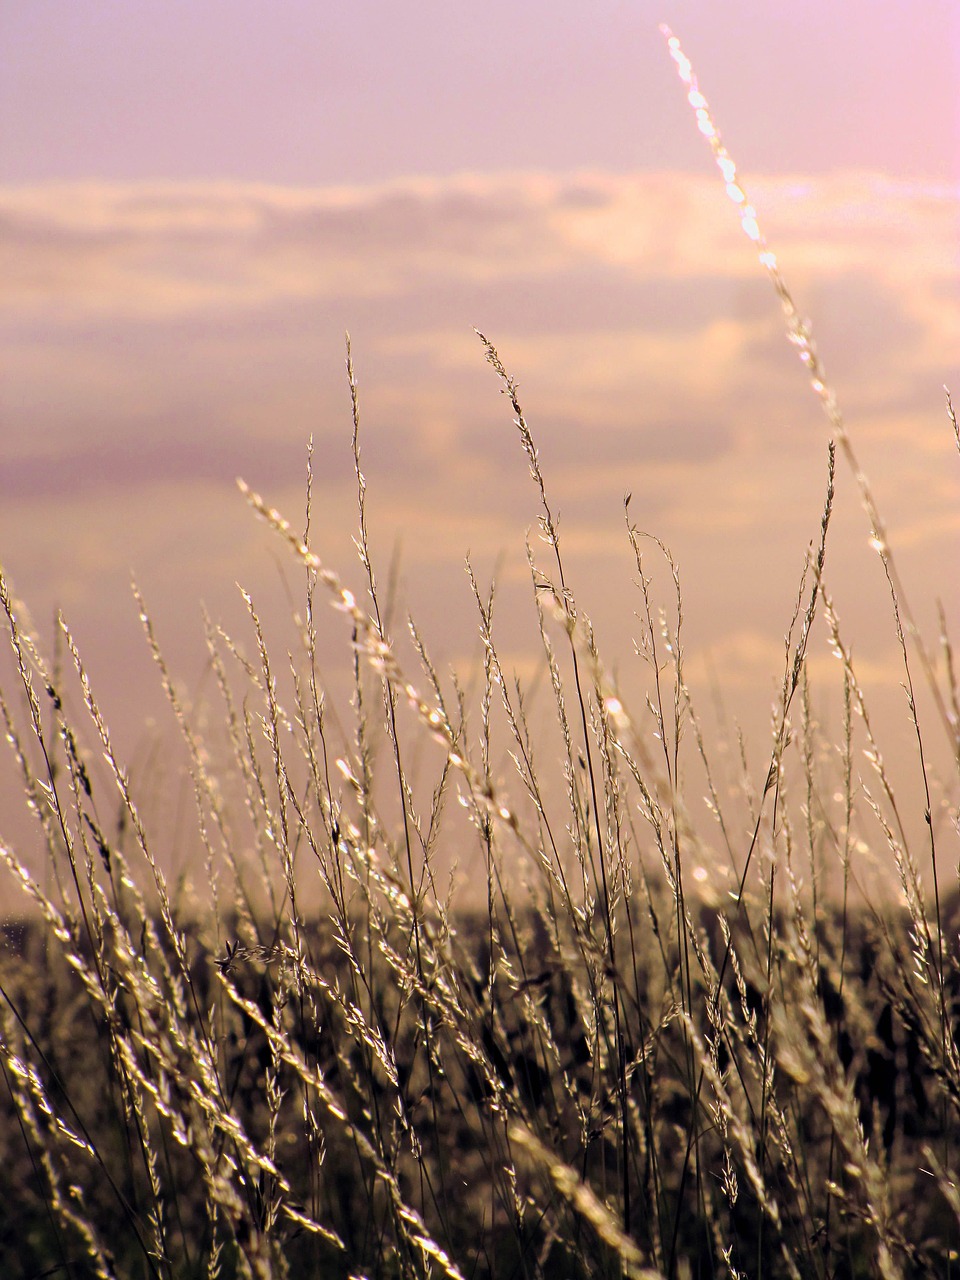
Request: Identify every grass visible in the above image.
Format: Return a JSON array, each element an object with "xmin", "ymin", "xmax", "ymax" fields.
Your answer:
[{"xmin": 1, "ymin": 27, "xmax": 959, "ymax": 1280}]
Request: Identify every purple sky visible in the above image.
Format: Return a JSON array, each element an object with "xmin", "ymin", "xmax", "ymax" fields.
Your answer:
[
  {"xmin": 1, "ymin": 3, "xmax": 958, "ymax": 893},
  {"xmin": 4, "ymin": 1, "xmax": 959, "ymax": 184}
]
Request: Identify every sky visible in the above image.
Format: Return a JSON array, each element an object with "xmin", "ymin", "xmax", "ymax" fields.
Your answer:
[{"xmin": 1, "ymin": 1, "xmax": 959, "ymax": 893}]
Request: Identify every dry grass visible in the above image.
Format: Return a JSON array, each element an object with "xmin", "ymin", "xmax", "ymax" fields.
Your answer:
[{"xmin": 1, "ymin": 28, "xmax": 958, "ymax": 1280}]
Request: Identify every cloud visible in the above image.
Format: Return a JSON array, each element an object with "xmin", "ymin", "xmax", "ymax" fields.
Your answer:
[
  {"xmin": 3, "ymin": 171, "xmax": 956, "ymax": 319},
  {"xmin": 3, "ymin": 175, "xmax": 954, "ymax": 482},
  {"xmin": 1, "ymin": 170, "xmax": 956, "ymax": 791},
  {"xmin": 0, "ymin": 426, "xmax": 322, "ymax": 503}
]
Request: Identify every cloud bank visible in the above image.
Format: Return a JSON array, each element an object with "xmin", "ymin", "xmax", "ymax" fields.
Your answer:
[{"xmin": 0, "ymin": 170, "xmax": 957, "ymax": 822}]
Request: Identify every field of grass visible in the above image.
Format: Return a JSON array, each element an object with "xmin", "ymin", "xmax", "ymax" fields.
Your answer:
[{"xmin": 1, "ymin": 29, "xmax": 959, "ymax": 1280}]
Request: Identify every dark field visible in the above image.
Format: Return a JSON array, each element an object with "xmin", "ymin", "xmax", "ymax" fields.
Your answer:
[{"xmin": 2, "ymin": 883, "xmax": 960, "ymax": 1280}]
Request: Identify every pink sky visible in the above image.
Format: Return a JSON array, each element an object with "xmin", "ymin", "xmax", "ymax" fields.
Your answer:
[
  {"xmin": 3, "ymin": 2, "xmax": 959, "ymax": 183},
  {"xmin": 1, "ymin": 3, "xmax": 958, "ymax": 892}
]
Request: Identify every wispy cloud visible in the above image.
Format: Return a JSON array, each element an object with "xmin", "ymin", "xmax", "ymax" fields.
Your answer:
[
  {"xmin": 3, "ymin": 171, "xmax": 956, "ymax": 315},
  {"xmin": 4, "ymin": 171, "xmax": 954, "ymax": 495},
  {"xmin": 1, "ymin": 170, "xmax": 956, "ymax": 777}
]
